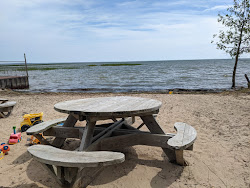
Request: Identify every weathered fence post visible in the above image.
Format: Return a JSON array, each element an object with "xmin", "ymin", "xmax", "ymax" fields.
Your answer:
[{"xmin": 24, "ymin": 53, "xmax": 29, "ymax": 78}]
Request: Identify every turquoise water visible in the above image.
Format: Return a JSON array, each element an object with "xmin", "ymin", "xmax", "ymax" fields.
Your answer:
[{"xmin": 1, "ymin": 59, "xmax": 249, "ymax": 92}]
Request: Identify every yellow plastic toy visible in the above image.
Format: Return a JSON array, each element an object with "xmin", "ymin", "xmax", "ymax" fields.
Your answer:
[
  {"xmin": 20, "ymin": 112, "xmax": 43, "ymax": 132},
  {"xmin": 27, "ymin": 135, "xmax": 45, "ymax": 145},
  {"xmin": 0, "ymin": 151, "xmax": 4, "ymax": 160}
]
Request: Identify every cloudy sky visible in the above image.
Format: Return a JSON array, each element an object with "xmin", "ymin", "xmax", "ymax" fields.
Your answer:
[{"xmin": 0, "ymin": 0, "xmax": 248, "ymax": 63}]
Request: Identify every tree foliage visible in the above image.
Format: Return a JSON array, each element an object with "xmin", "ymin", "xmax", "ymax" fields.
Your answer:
[
  {"xmin": 212, "ymin": 0, "xmax": 250, "ymax": 56},
  {"xmin": 212, "ymin": 0, "xmax": 250, "ymax": 88}
]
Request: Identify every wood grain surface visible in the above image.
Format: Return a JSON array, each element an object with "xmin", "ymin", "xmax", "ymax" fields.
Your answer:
[
  {"xmin": 28, "ymin": 145, "xmax": 125, "ymax": 168},
  {"xmin": 54, "ymin": 96, "xmax": 162, "ymax": 117}
]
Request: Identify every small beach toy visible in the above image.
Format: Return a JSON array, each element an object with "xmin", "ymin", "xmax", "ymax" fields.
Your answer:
[
  {"xmin": 8, "ymin": 126, "xmax": 22, "ymax": 145},
  {"xmin": 27, "ymin": 134, "xmax": 45, "ymax": 145},
  {"xmin": 0, "ymin": 143, "xmax": 10, "ymax": 155},
  {"xmin": 20, "ymin": 112, "xmax": 43, "ymax": 132},
  {"xmin": 0, "ymin": 150, "xmax": 4, "ymax": 160}
]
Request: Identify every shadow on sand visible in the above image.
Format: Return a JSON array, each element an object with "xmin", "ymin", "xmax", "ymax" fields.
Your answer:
[
  {"xmin": 11, "ymin": 147, "xmax": 183, "ymax": 188},
  {"xmin": 90, "ymin": 147, "xmax": 184, "ymax": 187}
]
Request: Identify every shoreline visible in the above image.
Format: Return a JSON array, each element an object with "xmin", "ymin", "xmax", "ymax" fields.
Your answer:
[{"xmin": 3, "ymin": 86, "xmax": 250, "ymax": 95}]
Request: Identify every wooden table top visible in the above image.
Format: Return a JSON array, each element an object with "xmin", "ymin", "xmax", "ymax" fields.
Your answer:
[{"xmin": 54, "ymin": 96, "xmax": 162, "ymax": 117}]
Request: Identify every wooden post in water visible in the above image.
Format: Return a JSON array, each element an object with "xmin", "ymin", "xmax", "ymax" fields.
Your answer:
[
  {"xmin": 24, "ymin": 53, "xmax": 29, "ymax": 78},
  {"xmin": 24, "ymin": 53, "xmax": 29, "ymax": 88}
]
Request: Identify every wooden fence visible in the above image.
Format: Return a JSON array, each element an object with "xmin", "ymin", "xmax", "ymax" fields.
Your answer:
[{"xmin": 0, "ymin": 54, "xmax": 29, "ymax": 89}]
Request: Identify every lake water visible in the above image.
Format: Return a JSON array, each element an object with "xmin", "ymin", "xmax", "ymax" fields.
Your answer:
[{"xmin": 1, "ymin": 59, "xmax": 249, "ymax": 92}]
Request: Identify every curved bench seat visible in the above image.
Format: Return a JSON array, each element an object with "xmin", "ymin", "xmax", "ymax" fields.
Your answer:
[
  {"xmin": 28, "ymin": 145, "xmax": 125, "ymax": 168},
  {"xmin": 26, "ymin": 118, "xmax": 67, "ymax": 135},
  {"xmin": 167, "ymin": 122, "xmax": 197, "ymax": 165},
  {"xmin": 0, "ymin": 101, "xmax": 16, "ymax": 118},
  {"xmin": 168, "ymin": 122, "xmax": 197, "ymax": 150}
]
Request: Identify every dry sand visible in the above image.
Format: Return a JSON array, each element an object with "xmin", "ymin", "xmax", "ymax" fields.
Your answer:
[{"xmin": 0, "ymin": 90, "xmax": 249, "ymax": 188}]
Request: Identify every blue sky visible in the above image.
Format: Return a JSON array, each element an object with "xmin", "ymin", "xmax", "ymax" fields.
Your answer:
[{"xmin": 1, "ymin": 0, "xmax": 249, "ymax": 63}]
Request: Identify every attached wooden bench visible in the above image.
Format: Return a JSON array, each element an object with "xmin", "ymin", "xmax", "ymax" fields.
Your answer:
[
  {"xmin": 26, "ymin": 118, "xmax": 67, "ymax": 144},
  {"xmin": 167, "ymin": 122, "xmax": 197, "ymax": 165},
  {"xmin": 26, "ymin": 118, "xmax": 67, "ymax": 135},
  {"xmin": 27, "ymin": 119, "xmax": 197, "ymax": 166},
  {"xmin": 0, "ymin": 98, "xmax": 8, "ymax": 103},
  {"xmin": 26, "ymin": 117, "xmax": 134, "ymax": 146},
  {"xmin": 27, "ymin": 119, "xmax": 196, "ymax": 187},
  {"xmin": 0, "ymin": 100, "xmax": 16, "ymax": 118},
  {"xmin": 86, "ymin": 122, "xmax": 197, "ymax": 166},
  {"xmin": 28, "ymin": 145, "xmax": 125, "ymax": 187}
]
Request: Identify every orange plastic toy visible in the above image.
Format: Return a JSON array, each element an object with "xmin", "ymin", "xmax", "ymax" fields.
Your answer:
[{"xmin": 0, "ymin": 143, "xmax": 10, "ymax": 154}]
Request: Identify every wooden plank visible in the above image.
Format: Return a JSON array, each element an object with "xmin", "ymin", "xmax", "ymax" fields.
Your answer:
[
  {"xmin": 79, "ymin": 120, "xmax": 96, "ymax": 151},
  {"xmin": 140, "ymin": 115, "xmax": 164, "ymax": 134},
  {"xmin": 28, "ymin": 145, "xmax": 125, "ymax": 168},
  {"xmin": 136, "ymin": 122, "xmax": 145, "ymax": 129},
  {"xmin": 87, "ymin": 133, "xmax": 174, "ymax": 151},
  {"xmin": 121, "ymin": 116, "xmax": 136, "ymax": 130},
  {"xmin": 175, "ymin": 150, "xmax": 185, "ymax": 166},
  {"xmin": 0, "ymin": 76, "xmax": 29, "ymax": 89},
  {"xmin": 137, "ymin": 114, "xmax": 157, "ymax": 129},
  {"xmin": 0, "ymin": 101, "xmax": 16, "ymax": 118},
  {"xmin": 44, "ymin": 126, "xmax": 81, "ymax": 138},
  {"xmin": 54, "ymin": 97, "xmax": 162, "ymax": 118},
  {"xmin": 44, "ymin": 126, "xmax": 150, "ymax": 138},
  {"xmin": 167, "ymin": 122, "xmax": 197, "ymax": 150},
  {"xmin": 26, "ymin": 118, "xmax": 67, "ymax": 135},
  {"xmin": 0, "ymin": 111, "xmax": 11, "ymax": 118},
  {"xmin": 81, "ymin": 111, "xmax": 159, "ymax": 122},
  {"xmin": 24, "ymin": 53, "xmax": 29, "ymax": 78},
  {"xmin": 64, "ymin": 167, "xmax": 78, "ymax": 184},
  {"xmin": 34, "ymin": 134, "xmax": 50, "ymax": 145},
  {"xmin": 0, "ymin": 101, "xmax": 16, "ymax": 111},
  {"xmin": 56, "ymin": 166, "xmax": 66, "ymax": 184},
  {"xmin": 141, "ymin": 115, "xmax": 176, "ymax": 162},
  {"xmin": 38, "ymin": 163, "xmax": 65, "ymax": 186},
  {"xmin": 72, "ymin": 166, "xmax": 105, "ymax": 188},
  {"xmin": 52, "ymin": 115, "xmax": 78, "ymax": 148},
  {"xmin": 0, "ymin": 98, "xmax": 8, "ymax": 103},
  {"xmin": 91, "ymin": 119, "xmax": 124, "ymax": 143}
]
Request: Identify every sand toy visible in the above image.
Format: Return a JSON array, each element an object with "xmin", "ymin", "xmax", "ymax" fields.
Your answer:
[
  {"xmin": 0, "ymin": 150, "xmax": 3, "ymax": 160},
  {"xmin": 0, "ymin": 143, "xmax": 10, "ymax": 154},
  {"xmin": 27, "ymin": 134, "xmax": 46, "ymax": 145},
  {"xmin": 9, "ymin": 126, "xmax": 22, "ymax": 144},
  {"xmin": 20, "ymin": 112, "xmax": 43, "ymax": 132}
]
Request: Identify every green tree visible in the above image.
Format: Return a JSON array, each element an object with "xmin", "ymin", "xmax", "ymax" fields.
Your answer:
[{"xmin": 212, "ymin": 0, "xmax": 250, "ymax": 88}]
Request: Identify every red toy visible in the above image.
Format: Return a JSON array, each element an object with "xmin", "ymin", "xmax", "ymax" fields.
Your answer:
[
  {"xmin": 8, "ymin": 126, "xmax": 22, "ymax": 145},
  {"xmin": 0, "ymin": 143, "xmax": 10, "ymax": 154}
]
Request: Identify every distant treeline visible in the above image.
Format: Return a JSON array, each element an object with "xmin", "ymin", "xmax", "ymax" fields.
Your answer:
[
  {"xmin": 0, "ymin": 63, "xmax": 142, "ymax": 71},
  {"xmin": 88, "ymin": 63, "xmax": 141, "ymax": 67}
]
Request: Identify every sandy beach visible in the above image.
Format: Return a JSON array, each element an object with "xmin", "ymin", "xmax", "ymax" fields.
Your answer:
[{"xmin": 0, "ymin": 90, "xmax": 249, "ymax": 188}]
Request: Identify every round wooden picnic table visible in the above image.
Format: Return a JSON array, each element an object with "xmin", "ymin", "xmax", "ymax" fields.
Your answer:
[
  {"xmin": 27, "ymin": 96, "xmax": 196, "ymax": 187},
  {"xmin": 54, "ymin": 96, "xmax": 162, "ymax": 118},
  {"xmin": 53, "ymin": 96, "xmax": 164, "ymax": 151}
]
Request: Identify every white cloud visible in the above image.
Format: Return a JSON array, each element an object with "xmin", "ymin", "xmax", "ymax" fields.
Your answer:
[
  {"xmin": 0, "ymin": 0, "xmax": 249, "ymax": 62},
  {"xmin": 204, "ymin": 5, "xmax": 230, "ymax": 12}
]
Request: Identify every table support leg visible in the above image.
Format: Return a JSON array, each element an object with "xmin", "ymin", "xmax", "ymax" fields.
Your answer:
[
  {"xmin": 52, "ymin": 114, "xmax": 78, "ymax": 148},
  {"xmin": 71, "ymin": 166, "xmax": 105, "ymax": 188},
  {"xmin": 79, "ymin": 120, "xmax": 96, "ymax": 151},
  {"xmin": 140, "ymin": 115, "xmax": 176, "ymax": 162},
  {"xmin": 34, "ymin": 133, "xmax": 50, "ymax": 145}
]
